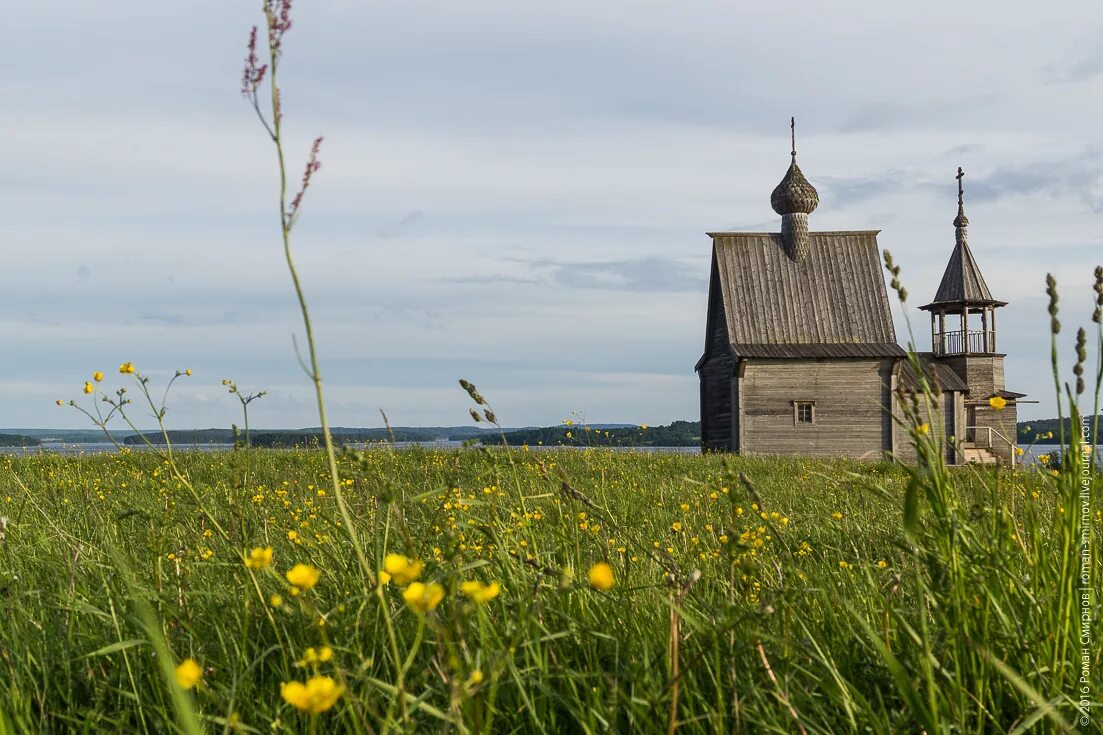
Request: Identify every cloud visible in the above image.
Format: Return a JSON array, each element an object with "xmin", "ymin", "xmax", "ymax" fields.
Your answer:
[
  {"xmin": 960, "ymin": 150, "xmax": 1103, "ymax": 211},
  {"xmin": 1, "ymin": 0, "xmax": 1099, "ymax": 427},
  {"xmin": 523, "ymin": 256, "xmax": 703, "ymax": 293},
  {"xmin": 1043, "ymin": 37, "xmax": 1103, "ymax": 83},
  {"xmin": 817, "ymin": 170, "xmax": 916, "ymax": 210},
  {"xmin": 374, "ymin": 210, "xmax": 425, "ymax": 239}
]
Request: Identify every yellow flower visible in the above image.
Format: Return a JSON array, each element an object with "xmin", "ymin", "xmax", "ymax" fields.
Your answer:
[
  {"xmin": 877, "ymin": 560, "xmax": 888, "ymax": 569},
  {"xmin": 185, "ymin": 369, "xmax": 193, "ymax": 376},
  {"xmin": 382, "ymin": 554, "xmax": 423, "ymax": 585},
  {"xmin": 1014, "ymin": 447, "xmax": 1024, "ymax": 456},
  {"xmin": 119, "ymin": 362, "xmax": 135, "ymax": 374},
  {"xmin": 465, "ymin": 670, "xmax": 484, "ymax": 687},
  {"xmin": 56, "ymin": 399, "xmax": 64, "ymax": 406},
  {"xmin": 287, "ymin": 530, "xmax": 299, "ymax": 541},
  {"xmin": 244, "ymin": 546, "xmax": 273, "ymax": 570},
  {"xmin": 839, "ymin": 560, "xmax": 852, "ymax": 570},
  {"xmin": 671, "ymin": 522, "xmax": 683, "ymax": 532},
  {"xmin": 270, "ymin": 594, "xmax": 283, "ymax": 608},
  {"xmin": 83, "ymin": 382, "xmax": 94, "ymax": 394},
  {"xmin": 917, "ymin": 423, "xmax": 930, "ymax": 435},
  {"xmin": 587, "ymin": 562, "xmax": 615, "ymax": 591},
  {"xmin": 831, "ymin": 512, "xmax": 843, "ymax": 521},
  {"xmin": 459, "ymin": 580, "xmax": 501, "ymax": 604},
  {"xmin": 377, "ymin": 570, "xmax": 392, "ymax": 586},
  {"xmin": 92, "ymin": 371, "xmax": 104, "ymax": 382},
  {"xmin": 988, "ymin": 395, "xmax": 1007, "ymax": 410},
  {"xmin": 175, "ymin": 658, "xmax": 202, "ymax": 689},
  {"xmin": 280, "ymin": 676, "xmax": 343, "ymax": 714},
  {"xmin": 286, "ymin": 564, "xmax": 321, "ymax": 590},
  {"xmin": 402, "ymin": 581, "xmax": 445, "ymax": 612},
  {"xmin": 299, "ymin": 646, "xmax": 333, "ymax": 665}
]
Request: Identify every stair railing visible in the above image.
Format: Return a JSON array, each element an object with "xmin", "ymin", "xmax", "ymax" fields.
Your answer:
[{"xmin": 964, "ymin": 425, "xmax": 1018, "ymax": 466}]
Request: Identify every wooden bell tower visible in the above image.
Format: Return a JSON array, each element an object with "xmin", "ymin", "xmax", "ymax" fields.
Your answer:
[{"xmin": 920, "ymin": 168, "xmax": 1024, "ymax": 463}]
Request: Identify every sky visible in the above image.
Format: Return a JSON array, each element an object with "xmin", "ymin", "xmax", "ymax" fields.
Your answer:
[{"xmin": 2, "ymin": 1, "xmax": 1101, "ymax": 430}]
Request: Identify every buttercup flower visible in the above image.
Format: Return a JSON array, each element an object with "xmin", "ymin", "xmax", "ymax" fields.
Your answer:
[
  {"xmin": 244, "ymin": 546, "xmax": 273, "ymax": 570},
  {"xmin": 299, "ymin": 646, "xmax": 333, "ymax": 665},
  {"xmin": 382, "ymin": 554, "xmax": 423, "ymax": 585},
  {"xmin": 402, "ymin": 581, "xmax": 445, "ymax": 612},
  {"xmin": 83, "ymin": 382, "xmax": 94, "ymax": 394},
  {"xmin": 175, "ymin": 658, "xmax": 202, "ymax": 689},
  {"xmin": 459, "ymin": 580, "xmax": 501, "ymax": 604},
  {"xmin": 286, "ymin": 564, "xmax": 320, "ymax": 590},
  {"xmin": 587, "ymin": 562, "xmax": 615, "ymax": 591},
  {"xmin": 92, "ymin": 371, "xmax": 104, "ymax": 382},
  {"xmin": 989, "ymin": 396, "xmax": 1007, "ymax": 410},
  {"xmin": 119, "ymin": 362, "xmax": 135, "ymax": 374},
  {"xmin": 280, "ymin": 676, "xmax": 343, "ymax": 714}
]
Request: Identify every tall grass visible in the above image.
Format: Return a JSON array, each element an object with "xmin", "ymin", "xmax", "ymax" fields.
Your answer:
[{"xmin": 0, "ymin": 429, "xmax": 1099, "ymax": 732}]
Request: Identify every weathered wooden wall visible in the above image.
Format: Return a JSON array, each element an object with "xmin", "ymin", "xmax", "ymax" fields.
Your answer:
[
  {"xmin": 739, "ymin": 358, "xmax": 894, "ymax": 458},
  {"xmin": 890, "ymin": 390, "xmax": 963, "ymax": 464},
  {"xmin": 699, "ymin": 262, "xmax": 734, "ymax": 451},
  {"xmin": 939, "ymin": 354, "xmax": 1017, "ymax": 462},
  {"xmin": 971, "ymin": 403, "xmax": 1018, "ymax": 463},
  {"xmin": 940, "ymin": 354, "xmax": 1004, "ymax": 399}
]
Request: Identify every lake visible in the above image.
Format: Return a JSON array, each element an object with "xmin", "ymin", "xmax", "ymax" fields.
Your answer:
[{"xmin": 1, "ymin": 441, "xmax": 1099, "ymax": 464}]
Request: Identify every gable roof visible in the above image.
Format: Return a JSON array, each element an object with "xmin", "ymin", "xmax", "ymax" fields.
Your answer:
[
  {"xmin": 706, "ymin": 231, "xmax": 904, "ymax": 359},
  {"xmin": 920, "ymin": 239, "xmax": 1006, "ymax": 311}
]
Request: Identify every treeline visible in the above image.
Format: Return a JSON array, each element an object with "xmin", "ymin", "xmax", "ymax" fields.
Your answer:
[
  {"xmin": 480, "ymin": 420, "xmax": 701, "ymax": 447},
  {"xmin": 1016, "ymin": 416, "xmax": 1101, "ymax": 445},
  {"xmin": 121, "ymin": 427, "xmax": 490, "ymax": 446},
  {"xmin": 0, "ymin": 434, "xmax": 41, "ymax": 447}
]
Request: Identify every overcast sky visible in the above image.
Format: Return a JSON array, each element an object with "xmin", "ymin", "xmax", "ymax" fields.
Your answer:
[{"xmin": 2, "ymin": 1, "xmax": 1101, "ymax": 430}]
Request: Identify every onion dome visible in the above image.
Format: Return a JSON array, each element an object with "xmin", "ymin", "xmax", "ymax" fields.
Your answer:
[
  {"xmin": 770, "ymin": 159, "xmax": 820, "ymax": 216},
  {"xmin": 770, "ymin": 118, "xmax": 819, "ymax": 216}
]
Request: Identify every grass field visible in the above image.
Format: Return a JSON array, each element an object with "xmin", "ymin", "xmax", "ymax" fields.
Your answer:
[{"xmin": 0, "ymin": 442, "xmax": 1098, "ymax": 733}]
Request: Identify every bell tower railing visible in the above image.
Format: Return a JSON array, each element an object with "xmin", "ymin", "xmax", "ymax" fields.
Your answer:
[{"xmin": 933, "ymin": 328, "xmax": 997, "ymax": 355}]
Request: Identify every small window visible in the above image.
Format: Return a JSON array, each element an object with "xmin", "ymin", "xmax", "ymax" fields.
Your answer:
[{"xmin": 795, "ymin": 401, "xmax": 815, "ymax": 425}]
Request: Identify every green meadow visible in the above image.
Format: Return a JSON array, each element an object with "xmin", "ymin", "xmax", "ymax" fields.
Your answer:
[{"xmin": 0, "ymin": 442, "xmax": 1098, "ymax": 733}]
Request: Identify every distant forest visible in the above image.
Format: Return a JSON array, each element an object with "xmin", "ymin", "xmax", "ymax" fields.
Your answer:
[
  {"xmin": 13, "ymin": 416, "xmax": 1096, "ymax": 450},
  {"xmin": 479, "ymin": 421, "xmax": 701, "ymax": 448},
  {"xmin": 0, "ymin": 434, "xmax": 41, "ymax": 447},
  {"xmin": 121, "ymin": 426, "xmax": 499, "ymax": 447},
  {"xmin": 1017, "ymin": 415, "xmax": 1101, "ymax": 445}
]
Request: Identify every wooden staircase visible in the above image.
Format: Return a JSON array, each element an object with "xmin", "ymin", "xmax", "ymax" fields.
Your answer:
[{"xmin": 960, "ymin": 441, "xmax": 997, "ymax": 464}]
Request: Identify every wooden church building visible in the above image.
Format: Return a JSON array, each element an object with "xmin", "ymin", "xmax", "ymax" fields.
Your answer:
[{"xmin": 696, "ymin": 125, "xmax": 1024, "ymax": 464}]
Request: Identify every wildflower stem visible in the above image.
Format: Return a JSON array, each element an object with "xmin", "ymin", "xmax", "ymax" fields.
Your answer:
[{"xmin": 258, "ymin": 3, "xmax": 373, "ymax": 588}]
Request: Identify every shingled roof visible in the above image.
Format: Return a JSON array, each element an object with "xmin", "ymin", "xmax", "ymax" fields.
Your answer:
[
  {"xmin": 920, "ymin": 168, "xmax": 1006, "ymax": 312},
  {"xmin": 898, "ymin": 353, "xmax": 969, "ymax": 393},
  {"xmin": 919, "ymin": 238, "xmax": 1005, "ymax": 310},
  {"xmin": 704, "ymin": 231, "xmax": 905, "ymax": 360}
]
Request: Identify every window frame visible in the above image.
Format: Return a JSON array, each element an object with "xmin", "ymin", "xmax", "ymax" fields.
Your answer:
[{"xmin": 793, "ymin": 400, "xmax": 816, "ymax": 426}]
